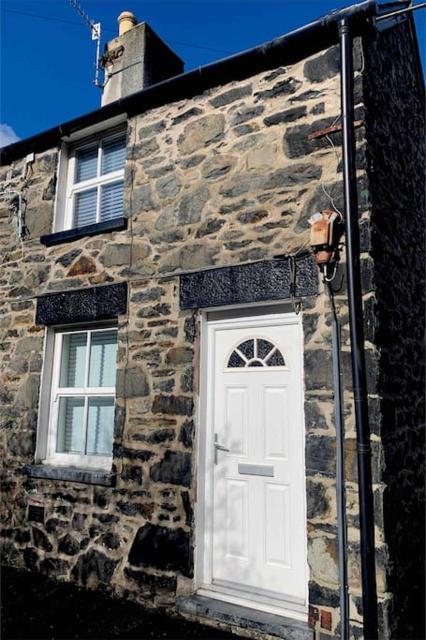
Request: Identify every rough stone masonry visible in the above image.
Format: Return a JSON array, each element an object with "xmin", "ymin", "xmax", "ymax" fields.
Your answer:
[{"xmin": 0, "ymin": 16, "xmax": 424, "ymax": 640}]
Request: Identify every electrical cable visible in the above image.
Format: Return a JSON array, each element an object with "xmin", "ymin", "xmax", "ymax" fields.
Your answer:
[
  {"xmin": 358, "ymin": 43, "xmax": 365, "ymax": 75},
  {"xmin": 1, "ymin": 7, "xmax": 88, "ymax": 27},
  {"xmin": 324, "ymin": 261, "xmax": 338, "ymax": 282},
  {"xmin": 320, "ymin": 114, "xmax": 345, "ymax": 218},
  {"xmin": 316, "ymin": 111, "xmax": 344, "ymax": 283},
  {"xmin": 1, "ymin": 8, "xmax": 234, "ymax": 55},
  {"xmin": 321, "ymin": 41, "xmax": 364, "ymax": 220}
]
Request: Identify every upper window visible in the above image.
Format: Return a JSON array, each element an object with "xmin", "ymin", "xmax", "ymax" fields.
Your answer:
[
  {"xmin": 64, "ymin": 132, "xmax": 126, "ymax": 230},
  {"xmin": 44, "ymin": 326, "xmax": 118, "ymax": 469},
  {"xmin": 226, "ymin": 338, "xmax": 286, "ymax": 369}
]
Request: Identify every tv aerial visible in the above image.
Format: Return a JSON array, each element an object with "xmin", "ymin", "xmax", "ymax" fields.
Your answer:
[{"xmin": 68, "ymin": 0, "xmax": 103, "ymax": 88}]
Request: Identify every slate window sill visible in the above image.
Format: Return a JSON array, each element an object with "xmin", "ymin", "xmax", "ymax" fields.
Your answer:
[
  {"xmin": 40, "ymin": 217, "xmax": 127, "ymax": 247},
  {"xmin": 23, "ymin": 465, "xmax": 114, "ymax": 487}
]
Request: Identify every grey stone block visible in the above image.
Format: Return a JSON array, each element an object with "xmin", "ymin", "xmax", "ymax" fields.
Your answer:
[
  {"xmin": 150, "ymin": 450, "xmax": 192, "ymax": 487},
  {"xmin": 178, "ymin": 114, "xmax": 225, "ymax": 155},
  {"xmin": 254, "ymin": 77, "xmax": 302, "ymax": 101},
  {"xmin": 303, "ymin": 46, "xmax": 340, "ymax": 83},
  {"xmin": 264, "ymin": 106, "xmax": 307, "ymax": 126},
  {"xmin": 210, "ymin": 84, "xmax": 252, "ymax": 108}
]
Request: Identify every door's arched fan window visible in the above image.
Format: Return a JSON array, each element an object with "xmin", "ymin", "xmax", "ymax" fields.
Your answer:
[{"xmin": 227, "ymin": 338, "xmax": 285, "ymax": 368}]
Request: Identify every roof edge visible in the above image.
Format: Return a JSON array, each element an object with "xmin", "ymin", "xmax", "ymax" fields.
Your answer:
[{"xmin": 1, "ymin": 0, "xmax": 377, "ymax": 165}]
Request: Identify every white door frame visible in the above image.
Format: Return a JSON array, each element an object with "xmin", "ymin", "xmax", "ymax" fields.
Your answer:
[{"xmin": 194, "ymin": 304, "xmax": 309, "ymax": 621}]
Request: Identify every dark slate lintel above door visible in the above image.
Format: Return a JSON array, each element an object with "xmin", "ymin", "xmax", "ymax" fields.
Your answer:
[{"xmin": 179, "ymin": 256, "xmax": 318, "ymax": 310}]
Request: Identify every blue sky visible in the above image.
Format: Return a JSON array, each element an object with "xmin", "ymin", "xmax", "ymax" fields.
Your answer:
[{"xmin": 1, "ymin": 0, "xmax": 425, "ymax": 145}]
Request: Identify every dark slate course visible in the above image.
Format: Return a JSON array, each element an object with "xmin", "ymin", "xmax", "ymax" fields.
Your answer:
[
  {"xmin": 179, "ymin": 255, "xmax": 317, "ymax": 309},
  {"xmin": 36, "ymin": 282, "xmax": 127, "ymax": 325},
  {"xmin": 128, "ymin": 522, "xmax": 192, "ymax": 577},
  {"xmin": 309, "ymin": 581, "xmax": 340, "ymax": 608},
  {"xmin": 27, "ymin": 505, "xmax": 44, "ymax": 523},
  {"xmin": 71, "ymin": 549, "xmax": 119, "ymax": 586},
  {"xmin": 150, "ymin": 450, "xmax": 192, "ymax": 487}
]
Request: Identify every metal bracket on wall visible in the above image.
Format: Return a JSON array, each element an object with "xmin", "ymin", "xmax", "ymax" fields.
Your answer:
[{"xmin": 308, "ymin": 120, "xmax": 364, "ymax": 141}]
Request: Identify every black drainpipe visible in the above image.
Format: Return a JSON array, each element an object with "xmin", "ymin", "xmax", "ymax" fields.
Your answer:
[
  {"xmin": 338, "ymin": 17, "xmax": 378, "ymax": 640},
  {"xmin": 325, "ymin": 281, "xmax": 349, "ymax": 640}
]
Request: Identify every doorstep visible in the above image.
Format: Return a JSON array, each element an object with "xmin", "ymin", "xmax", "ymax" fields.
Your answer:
[{"xmin": 176, "ymin": 595, "xmax": 314, "ymax": 640}]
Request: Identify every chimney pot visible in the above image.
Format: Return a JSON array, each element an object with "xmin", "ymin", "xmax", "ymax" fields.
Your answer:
[{"xmin": 117, "ymin": 11, "xmax": 137, "ymax": 36}]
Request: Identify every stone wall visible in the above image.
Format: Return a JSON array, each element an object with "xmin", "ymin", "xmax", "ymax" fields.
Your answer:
[
  {"xmin": 0, "ymin": 29, "xmax": 415, "ymax": 639},
  {"xmin": 363, "ymin": 19, "xmax": 425, "ymax": 640}
]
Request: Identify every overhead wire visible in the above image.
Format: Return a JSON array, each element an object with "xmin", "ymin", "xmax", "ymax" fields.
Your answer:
[
  {"xmin": 0, "ymin": 8, "xmax": 234, "ymax": 55},
  {"xmin": 1, "ymin": 7, "xmax": 87, "ymax": 28}
]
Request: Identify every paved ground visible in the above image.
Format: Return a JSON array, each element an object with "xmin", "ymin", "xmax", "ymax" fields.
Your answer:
[{"xmin": 1, "ymin": 567, "xmax": 235, "ymax": 640}]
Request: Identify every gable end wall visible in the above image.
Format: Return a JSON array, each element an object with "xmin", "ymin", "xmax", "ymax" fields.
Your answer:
[{"xmin": 362, "ymin": 18, "xmax": 425, "ymax": 640}]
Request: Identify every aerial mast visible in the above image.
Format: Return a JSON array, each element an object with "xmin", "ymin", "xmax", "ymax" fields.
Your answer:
[{"xmin": 68, "ymin": 0, "xmax": 103, "ymax": 88}]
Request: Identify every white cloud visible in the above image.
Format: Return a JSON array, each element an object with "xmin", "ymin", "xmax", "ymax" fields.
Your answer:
[{"xmin": 0, "ymin": 123, "xmax": 20, "ymax": 148}]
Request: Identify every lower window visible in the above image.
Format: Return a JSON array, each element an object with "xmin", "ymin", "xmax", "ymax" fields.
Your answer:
[{"xmin": 43, "ymin": 325, "xmax": 117, "ymax": 469}]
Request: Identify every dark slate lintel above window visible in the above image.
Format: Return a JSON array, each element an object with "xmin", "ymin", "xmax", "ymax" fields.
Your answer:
[
  {"xmin": 179, "ymin": 255, "xmax": 318, "ymax": 310},
  {"xmin": 40, "ymin": 217, "xmax": 127, "ymax": 247},
  {"xmin": 23, "ymin": 465, "xmax": 114, "ymax": 487},
  {"xmin": 36, "ymin": 282, "xmax": 127, "ymax": 326}
]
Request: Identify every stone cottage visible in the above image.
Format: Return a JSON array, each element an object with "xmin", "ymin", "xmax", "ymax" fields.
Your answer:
[{"xmin": 0, "ymin": 2, "xmax": 424, "ymax": 639}]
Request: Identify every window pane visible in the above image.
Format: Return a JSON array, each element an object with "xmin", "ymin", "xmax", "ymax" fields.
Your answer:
[
  {"xmin": 56, "ymin": 397, "xmax": 85, "ymax": 454},
  {"xmin": 228, "ymin": 351, "xmax": 246, "ymax": 368},
  {"xmin": 100, "ymin": 181, "xmax": 124, "ymax": 221},
  {"xmin": 89, "ymin": 330, "xmax": 117, "ymax": 387},
  {"xmin": 266, "ymin": 349, "xmax": 285, "ymax": 367},
  {"xmin": 74, "ymin": 188, "xmax": 97, "ymax": 227},
  {"xmin": 86, "ymin": 397, "xmax": 114, "ymax": 456},
  {"xmin": 75, "ymin": 145, "xmax": 98, "ymax": 183},
  {"xmin": 238, "ymin": 339, "xmax": 255, "ymax": 359},
  {"xmin": 257, "ymin": 339, "xmax": 274, "ymax": 360},
  {"xmin": 60, "ymin": 333, "xmax": 87, "ymax": 387},
  {"xmin": 101, "ymin": 135, "xmax": 126, "ymax": 175}
]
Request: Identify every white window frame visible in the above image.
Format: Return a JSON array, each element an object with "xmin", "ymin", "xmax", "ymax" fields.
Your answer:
[
  {"xmin": 52, "ymin": 117, "xmax": 128, "ymax": 233},
  {"xmin": 64, "ymin": 130, "xmax": 126, "ymax": 231},
  {"xmin": 40, "ymin": 325, "xmax": 117, "ymax": 470}
]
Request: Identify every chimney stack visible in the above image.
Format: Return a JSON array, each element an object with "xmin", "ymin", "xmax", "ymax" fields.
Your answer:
[{"xmin": 101, "ymin": 11, "xmax": 184, "ymax": 106}]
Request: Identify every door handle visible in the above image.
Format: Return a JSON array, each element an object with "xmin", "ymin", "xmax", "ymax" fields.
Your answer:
[{"xmin": 214, "ymin": 433, "xmax": 230, "ymax": 464}]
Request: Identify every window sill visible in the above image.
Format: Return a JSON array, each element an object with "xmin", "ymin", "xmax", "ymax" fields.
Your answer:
[
  {"xmin": 23, "ymin": 464, "xmax": 115, "ymax": 486},
  {"xmin": 40, "ymin": 217, "xmax": 127, "ymax": 247}
]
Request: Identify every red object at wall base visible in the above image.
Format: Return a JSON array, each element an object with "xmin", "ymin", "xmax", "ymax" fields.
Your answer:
[{"xmin": 320, "ymin": 610, "xmax": 332, "ymax": 631}]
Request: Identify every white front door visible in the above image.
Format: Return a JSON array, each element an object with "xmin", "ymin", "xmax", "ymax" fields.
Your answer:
[{"xmin": 199, "ymin": 311, "xmax": 308, "ymax": 618}]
